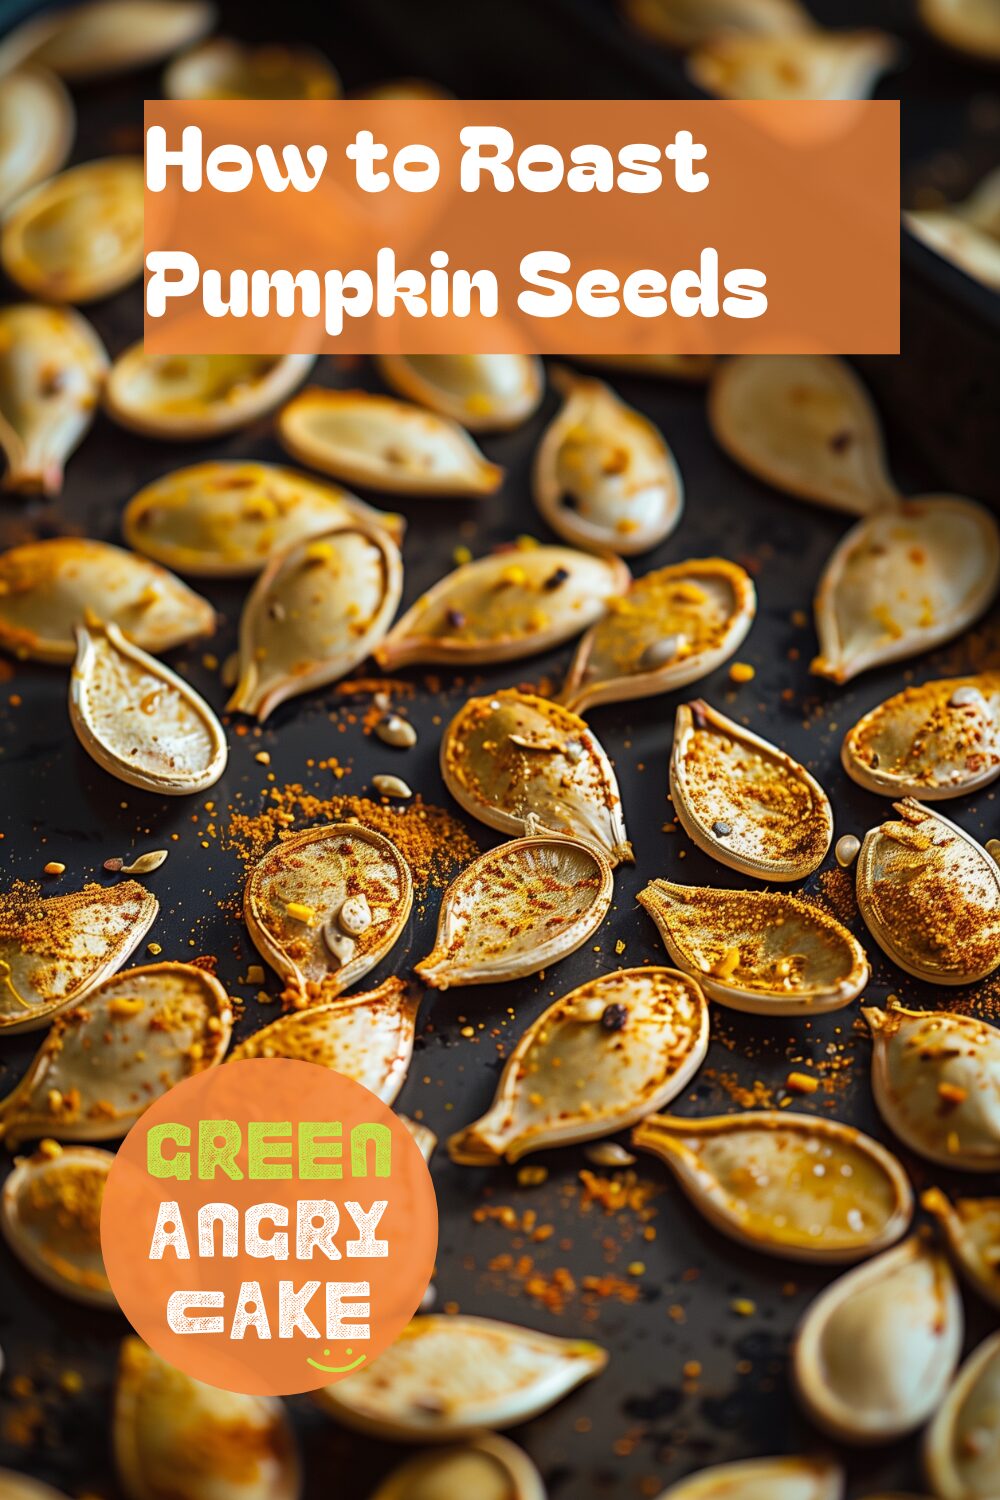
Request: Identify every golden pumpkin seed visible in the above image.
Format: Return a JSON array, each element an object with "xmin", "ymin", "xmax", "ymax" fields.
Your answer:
[
  {"xmin": 374, "ymin": 713, "xmax": 417, "ymax": 748},
  {"xmin": 368, "ymin": 1433, "xmax": 545, "ymax": 1500},
  {"xmin": 243, "ymin": 824, "xmax": 412, "ymax": 1004},
  {"xmin": 561, "ymin": 557, "xmax": 756, "ymax": 714},
  {"xmin": 0, "ymin": 963, "xmax": 232, "ymax": 1150},
  {"xmin": 227, "ymin": 523, "xmax": 403, "ymax": 721},
  {"xmin": 1, "ymin": 1144, "xmax": 115, "ymax": 1307},
  {"xmin": 584, "ymin": 1141, "xmax": 637, "ymax": 1167},
  {"xmin": 449, "ymin": 967, "xmax": 708, "ymax": 1164},
  {"xmin": 633, "ymin": 1111, "xmax": 912, "ymax": 1263},
  {"xmin": 372, "ymin": 774, "xmax": 412, "ymax": 800},
  {"xmin": 906, "ymin": 166, "xmax": 1000, "ymax": 291},
  {"xmin": 865, "ymin": 1003, "xmax": 1000, "ymax": 1171},
  {"xmin": 440, "ymin": 689, "xmax": 632, "ymax": 865},
  {"xmin": 70, "ymin": 622, "xmax": 228, "ymax": 795},
  {"xmin": 105, "ymin": 346, "xmax": 314, "ymax": 440},
  {"xmin": 376, "ymin": 353, "xmax": 544, "ymax": 433},
  {"xmin": 812, "ymin": 498, "xmax": 1000, "ymax": 683},
  {"xmin": 0, "ymin": 0, "xmax": 214, "ymax": 80},
  {"xmin": 574, "ymin": 352, "xmax": 717, "ymax": 381},
  {"xmin": 533, "ymin": 368, "xmax": 683, "ymax": 555},
  {"xmin": 670, "ymin": 699, "xmax": 833, "ymax": 880},
  {"xmin": 313, "ymin": 1314, "xmax": 607, "ymax": 1439},
  {"xmin": 1, "ymin": 156, "xmax": 143, "ymax": 303},
  {"xmin": 0, "ymin": 68, "xmax": 74, "ymax": 216},
  {"xmin": 921, "ymin": 0, "xmax": 1000, "ymax": 65},
  {"xmin": 922, "ymin": 1187, "xmax": 1000, "ymax": 1313},
  {"xmin": 0, "ymin": 878, "xmax": 157, "ymax": 1035},
  {"xmin": 230, "ymin": 977, "xmax": 419, "ymax": 1105},
  {"xmin": 835, "ymin": 834, "xmax": 861, "ymax": 868},
  {"xmin": 689, "ymin": 29, "xmax": 898, "ymax": 100},
  {"xmin": 164, "ymin": 36, "xmax": 340, "ymax": 98},
  {"xmin": 622, "ymin": 0, "xmax": 810, "ymax": 49},
  {"xmin": 709, "ymin": 355, "xmax": 898, "ymax": 514},
  {"xmin": 855, "ymin": 799, "xmax": 1000, "ymax": 985},
  {"xmin": 415, "ymin": 834, "xmax": 613, "ymax": 989},
  {"xmin": 377, "ymin": 545, "xmax": 629, "ymax": 670},
  {"xmin": 639, "ymin": 879, "xmax": 869, "ymax": 1015},
  {"xmin": 653, "ymin": 1457, "xmax": 845, "ymax": 1500},
  {"xmin": 841, "ymin": 672, "xmax": 1000, "ymax": 800},
  {"xmin": 924, "ymin": 1331, "xmax": 1000, "ymax": 1500},
  {"xmin": 277, "ymin": 387, "xmax": 503, "ymax": 497},
  {"xmin": 118, "ymin": 851, "xmax": 169, "ymax": 875},
  {"xmin": 794, "ymin": 1236, "xmax": 963, "ymax": 1445}
]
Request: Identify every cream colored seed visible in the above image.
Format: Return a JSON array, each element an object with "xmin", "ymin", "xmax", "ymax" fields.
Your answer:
[
  {"xmin": 338, "ymin": 893, "xmax": 372, "ymax": 936},
  {"xmin": 120, "ymin": 849, "xmax": 168, "ymax": 875},
  {"xmin": 375, "ymin": 714, "xmax": 417, "ymax": 749},
  {"xmin": 835, "ymin": 834, "xmax": 861, "ymax": 868},
  {"xmin": 373, "ymin": 773, "xmax": 412, "ymax": 799},
  {"xmin": 584, "ymin": 1141, "xmax": 636, "ymax": 1167}
]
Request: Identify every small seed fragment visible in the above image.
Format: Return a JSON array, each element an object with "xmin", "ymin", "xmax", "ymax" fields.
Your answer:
[
  {"xmin": 285, "ymin": 901, "xmax": 316, "ymax": 924},
  {"xmin": 374, "ymin": 714, "xmax": 417, "ymax": 748},
  {"xmin": 729, "ymin": 661, "xmax": 755, "ymax": 682},
  {"xmin": 42, "ymin": 862, "xmax": 66, "ymax": 877},
  {"xmin": 584, "ymin": 1141, "xmax": 637, "ymax": 1167},
  {"xmin": 711, "ymin": 820, "xmax": 732, "ymax": 838},
  {"xmin": 373, "ymin": 774, "xmax": 413, "ymax": 799},
  {"xmin": 338, "ymin": 894, "xmax": 372, "ymax": 937},
  {"xmin": 786, "ymin": 1071, "xmax": 819, "ymax": 1094},
  {"xmin": 600, "ymin": 1002, "xmax": 628, "ymax": 1032},
  {"xmin": 639, "ymin": 634, "xmax": 683, "ymax": 671},
  {"xmin": 835, "ymin": 834, "xmax": 861, "ymax": 868},
  {"xmin": 119, "ymin": 851, "xmax": 168, "ymax": 876},
  {"xmin": 103, "ymin": 857, "xmax": 124, "ymax": 873}
]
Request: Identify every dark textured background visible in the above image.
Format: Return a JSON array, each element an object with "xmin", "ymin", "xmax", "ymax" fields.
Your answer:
[{"xmin": 0, "ymin": 2, "xmax": 998, "ymax": 1496}]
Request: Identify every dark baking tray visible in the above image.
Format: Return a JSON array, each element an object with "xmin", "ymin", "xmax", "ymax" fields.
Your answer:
[{"xmin": 0, "ymin": 3, "xmax": 998, "ymax": 1498}]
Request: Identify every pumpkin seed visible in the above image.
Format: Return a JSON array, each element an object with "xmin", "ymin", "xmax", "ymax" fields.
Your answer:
[
  {"xmin": 243, "ymin": 824, "xmax": 412, "ymax": 1004},
  {"xmin": 0, "ymin": 68, "xmax": 74, "ymax": 216},
  {"xmin": 230, "ymin": 977, "xmax": 419, "ymax": 1106},
  {"xmin": 622, "ymin": 0, "xmax": 810, "ymax": 49},
  {"xmin": 835, "ymin": 834, "xmax": 861, "ymax": 868},
  {"xmin": 374, "ymin": 714, "xmax": 417, "ymax": 748},
  {"xmin": 105, "ymin": 346, "xmax": 314, "ymax": 440},
  {"xmin": 313, "ymin": 1314, "xmax": 607, "ymax": 1439},
  {"xmin": 1, "ymin": 156, "xmax": 144, "ymax": 303},
  {"xmin": 0, "ymin": 878, "xmax": 157, "ymax": 1035},
  {"xmin": 562, "ymin": 557, "xmax": 756, "ymax": 714},
  {"xmin": 0, "ymin": 0, "xmax": 214, "ymax": 80},
  {"xmin": 923, "ymin": 1187, "xmax": 1000, "ymax": 1312},
  {"xmin": 70, "ymin": 622, "xmax": 228, "ymax": 796},
  {"xmin": 906, "ymin": 166, "xmax": 1000, "ymax": 292},
  {"xmin": 793, "ymin": 1236, "xmax": 963, "ymax": 1445},
  {"xmin": 0, "ymin": 537, "xmax": 215, "ymax": 663},
  {"xmin": 0, "ymin": 303, "xmax": 108, "ymax": 495},
  {"xmin": 841, "ymin": 672, "xmax": 1000, "ymax": 800},
  {"xmin": 164, "ymin": 36, "xmax": 340, "ymax": 98},
  {"xmin": 123, "ymin": 460, "xmax": 404, "ymax": 578},
  {"xmin": 415, "ymin": 834, "xmax": 613, "ymax": 989},
  {"xmin": 337, "ymin": 893, "xmax": 372, "ymax": 936},
  {"xmin": 584, "ymin": 1141, "xmax": 637, "ymax": 1167},
  {"xmin": 709, "ymin": 355, "xmax": 898, "ymax": 514},
  {"xmin": 865, "ymin": 1003, "xmax": 1000, "ymax": 1172},
  {"xmin": 118, "ymin": 851, "xmax": 169, "ymax": 875},
  {"xmin": 639, "ymin": 879, "xmax": 869, "ymax": 1016},
  {"xmin": 652, "ymin": 1456, "xmax": 845, "ymax": 1500},
  {"xmin": 440, "ymin": 689, "xmax": 632, "ymax": 865},
  {"xmin": 924, "ymin": 1331, "xmax": 1000, "ymax": 1500},
  {"xmin": 227, "ymin": 524, "xmax": 403, "ymax": 721},
  {"xmin": 855, "ymin": 799, "xmax": 1000, "ymax": 985},
  {"xmin": 372, "ymin": 774, "xmax": 412, "ymax": 800},
  {"xmin": 368, "ymin": 1433, "xmax": 545, "ymax": 1500},
  {"xmin": 633, "ymin": 1111, "xmax": 912, "ymax": 1262},
  {"xmin": 277, "ymin": 387, "xmax": 503, "ymax": 497},
  {"xmin": 399, "ymin": 1116, "xmax": 437, "ymax": 1164},
  {"xmin": 533, "ymin": 368, "xmax": 683, "ymax": 555},
  {"xmin": 574, "ymin": 352, "xmax": 717, "ymax": 381},
  {"xmin": 689, "ymin": 29, "xmax": 898, "ymax": 101},
  {"xmin": 812, "ymin": 498, "xmax": 1000, "ymax": 683},
  {"xmin": 1, "ymin": 1144, "xmax": 115, "ymax": 1307},
  {"xmin": 376, "ymin": 545, "xmax": 630, "ymax": 670},
  {"xmin": 0, "ymin": 1475, "xmax": 72, "ymax": 1500},
  {"xmin": 921, "ymin": 0, "xmax": 1000, "ymax": 60},
  {"xmin": 376, "ymin": 354, "xmax": 544, "ymax": 433},
  {"xmin": 113, "ymin": 1337, "xmax": 299, "ymax": 1500},
  {"xmin": 0, "ymin": 963, "xmax": 232, "ymax": 1150},
  {"xmin": 449, "ymin": 967, "xmax": 708, "ymax": 1164},
  {"xmin": 669, "ymin": 699, "xmax": 833, "ymax": 880}
]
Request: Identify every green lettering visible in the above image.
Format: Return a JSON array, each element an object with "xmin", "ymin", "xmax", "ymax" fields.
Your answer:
[
  {"xmin": 350, "ymin": 1122, "xmax": 392, "ymax": 1178},
  {"xmin": 248, "ymin": 1121, "xmax": 292, "ymax": 1179},
  {"xmin": 299, "ymin": 1121, "xmax": 343, "ymax": 1179},
  {"xmin": 146, "ymin": 1122, "xmax": 190, "ymax": 1179},
  {"xmin": 198, "ymin": 1118, "xmax": 243, "ymax": 1180}
]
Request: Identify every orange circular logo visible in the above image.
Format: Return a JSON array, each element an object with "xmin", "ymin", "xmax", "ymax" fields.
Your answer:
[{"xmin": 101, "ymin": 1058, "xmax": 437, "ymax": 1395}]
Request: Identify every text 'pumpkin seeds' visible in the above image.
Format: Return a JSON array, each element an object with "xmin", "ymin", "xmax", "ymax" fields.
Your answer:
[
  {"xmin": 0, "ymin": 536, "xmax": 215, "ymax": 663},
  {"xmin": 865, "ymin": 1003, "xmax": 1000, "ymax": 1172},
  {"xmin": 104, "ymin": 345, "xmax": 314, "ymax": 439},
  {"xmin": 313, "ymin": 1314, "xmax": 607, "ymax": 1440},
  {"xmin": 440, "ymin": 689, "xmax": 632, "ymax": 864},
  {"xmin": 70, "ymin": 622, "xmax": 228, "ymax": 795},
  {"xmin": 924, "ymin": 1331, "xmax": 1000, "ymax": 1500},
  {"xmin": 1, "ymin": 1144, "xmax": 115, "ymax": 1307},
  {"xmin": 653, "ymin": 1456, "xmax": 845, "ymax": 1500},
  {"xmin": 688, "ymin": 29, "xmax": 898, "ymax": 101},
  {"xmin": 0, "ymin": 963, "xmax": 233, "ymax": 1150},
  {"xmin": 639, "ymin": 879, "xmax": 869, "ymax": 1015},
  {"xmin": 562, "ymin": 557, "xmax": 756, "ymax": 714},
  {"xmin": 0, "ymin": 302, "xmax": 107, "ymax": 496},
  {"xmin": 811, "ymin": 497, "xmax": 1000, "ymax": 683},
  {"xmin": 230, "ymin": 977, "xmax": 419, "ymax": 1106},
  {"xmin": 123, "ymin": 460, "xmax": 403, "ymax": 577},
  {"xmin": 415, "ymin": 834, "xmax": 613, "ymax": 988},
  {"xmin": 709, "ymin": 354, "xmax": 897, "ymax": 514},
  {"xmin": 855, "ymin": 799, "xmax": 1000, "ymax": 985},
  {"xmin": 633, "ymin": 1111, "xmax": 912, "ymax": 1262},
  {"xmin": 376, "ymin": 545, "xmax": 630, "ymax": 670},
  {"xmin": 277, "ymin": 386, "xmax": 503, "ymax": 497},
  {"xmin": 793, "ymin": 1236, "xmax": 963, "ymax": 1445},
  {"xmin": 113, "ymin": 1337, "xmax": 299, "ymax": 1500},
  {"xmin": 227, "ymin": 523, "xmax": 403, "ymax": 721},
  {"xmin": 0, "ymin": 878, "xmax": 157, "ymax": 1034},
  {"xmin": 448, "ymin": 967, "xmax": 709, "ymax": 1163},
  {"xmin": 922, "ymin": 1187, "xmax": 1000, "ymax": 1312},
  {"xmin": 370, "ymin": 1434, "xmax": 545, "ymax": 1500},
  {"xmin": 841, "ymin": 672, "xmax": 1000, "ymax": 801},
  {"xmin": 670, "ymin": 699, "xmax": 833, "ymax": 881},
  {"xmin": 533, "ymin": 369, "xmax": 683, "ymax": 554},
  {"xmin": 376, "ymin": 353, "xmax": 544, "ymax": 432},
  {"xmin": 243, "ymin": 824, "xmax": 412, "ymax": 1003}
]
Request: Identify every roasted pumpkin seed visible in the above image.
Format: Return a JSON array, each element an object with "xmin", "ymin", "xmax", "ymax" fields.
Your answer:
[
  {"xmin": 368, "ymin": 1433, "xmax": 545, "ymax": 1500},
  {"xmin": 575, "ymin": 352, "xmax": 717, "ymax": 381},
  {"xmin": 924, "ymin": 1331, "xmax": 1000, "ymax": 1500},
  {"xmin": 654, "ymin": 1457, "xmax": 845, "ymax": 1500},
  {"xmin": 1, "ymin": 1144, "xmax": 115, "ymax": 1307},
  {"xmin": 0, "ymin": 68, "xmax": 74, "ymax": 216},
  {"xmin": 376, "ymin": 353, "xmax": 544, "ymax": 433},
  {"xmin": 689, "ymin": 29, "xmax": 898, "ymax": 100},
  {"xmin": 164, "ymin": 36, "xmax": 340, "ymax": 98},
  {"xmin": 622, "ymin": 0, "xmax": 810, "ymax": 50},
  {"xmin": 105, "ymin": 346, "xmax": 314, "ymax": 440},
  {"xmin": 923, "ymin": 1187, "xmax": 1000, "ymax": 1312},
  {"xmin": 0, "ymin": 0, "xmax": 215, "ymax": 80},
  {"xmin": 920, "ymin": 0, "xmax": 1000, "ymax": 65},
  {"xmin": 842, "ymin": 673, "xmax": 1000, "ymax": 800},
  {"xmin": 906, "ymin": 166, "xmax": 1000, "ymax": 291}
]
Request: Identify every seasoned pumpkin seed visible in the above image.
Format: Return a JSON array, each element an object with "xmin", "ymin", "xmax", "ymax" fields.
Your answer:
[
  {"xmin": 920, "ymin": 0, "xmax": 1000, "ymax": 66},
  {"xmin": 105, "ymin": 346, "xmax": 314, "ymax": 440},
  {"xmin": 924, "ymin": 1331, "xmax": 1000, "ymax": 1500},
  {"xmin": 376, "ymin": 353, "xmax": 544, "ymax": 433},
  {"xmin": 906, "ymin": 166, "xmax": 1000, "ymax": 291},
  {"xmin": 841, "ymin": 672, "xmax": 1000, "ymax": 800},
  {"xmin": 0, "ymin": 68, "xmax": 74, "ymax": 216},
  {"xmin": 622, "ymin": 0, "xmax": 810, "ymax": 50},
  {"xmin": 1, "ymin": 1144, "xmax": 115, "ymax": 1307},
  {"xmin": 164, "ymin": 36, "xmax": 340, "ymax": 98},
  {"xmin": 0, "ymin": 0, "xmax": 215, "ymax": 80},
  {"xmin": 653, "ymin": 1457, "xmax": 845, "ymax": 1500},
  {"xmin": 922, "ymin": 1187, "xmax": 1000, "ymax": 1312},
  {"xmin": 368, "ymin": 1434, "xmax": 545, "ymax": 1500},
  {"xmin": 689, "ymin": 29, "xmax": 898, "ymax": 101}
]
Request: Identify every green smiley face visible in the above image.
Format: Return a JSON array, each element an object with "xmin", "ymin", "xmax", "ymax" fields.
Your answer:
[{"xmin": 306, "ymin": 1346, "xmax": 367, "ymax": 1375}]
